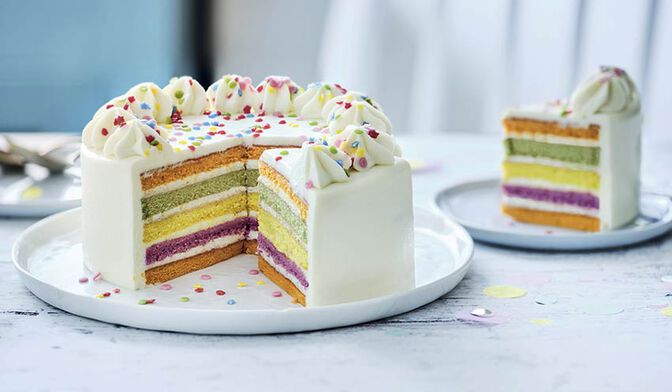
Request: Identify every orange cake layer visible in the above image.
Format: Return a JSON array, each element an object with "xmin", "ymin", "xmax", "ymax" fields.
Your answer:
[
  {"xmin": 245, "ymin": 239, "xmax": 258, "ymax": 254},
  {"xmin": 141, "ymin": 146, "xmax": 247, "ymax": 191},
  {"xmin": 247, "ymin": 145, "xmax": 296, "ymax": 160},
  {"xmin": 258, "ymin": 162, "xmax": 308, "ymax": 221},
  {"xmin": 503, "ymin": 118, "xmax": 600, "ymax": 140},
  {"xmin": 502, "ymin": 205, "xmax": 600, "ymax": 232},
  {"xmin": 145, "ymin": 241, "xmax": 244, "ymax": 284},
  {"xmin": 259, "ymin": 256, "xmax": 306, "ymax": 306}
]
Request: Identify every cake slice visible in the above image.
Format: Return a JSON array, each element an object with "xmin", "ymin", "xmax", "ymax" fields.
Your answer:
[
  {"xmin": 501, "ymin": 66, "xmax": 642, "ymax": 231},
  {"xmin": 257, "ymin": 133, "xmax": 414, "ymax": 306}
]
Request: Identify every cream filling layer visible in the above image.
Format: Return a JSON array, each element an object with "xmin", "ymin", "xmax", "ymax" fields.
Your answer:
[
  {"xmin": 145, "ymin": 211, "xmax": 248, "ymax": 247},
  {"xmin": 505, "ymin": 156, "xmax": 599, "ymax": 172},
  {"xmin": 260, "ymin": 201, "xmax": 306, "ymax": 247},
  {"xmin": 144, "ymin": 187, "xmax": 247, "ymax": 223},
  {"xmin": 145, "ymin": 234, "xmax": 244, "ymax": 270},
  {"xmin": 505, "ymin": 131, "xmax": 600, "ymax": 147},
  {"xmin": 502, "ymin": 195, "xmax": 599, "ymax": 217},
  {"xmin": 142, "ymin": 161, "xmax": 245, "ymax": 198},
  {"xmin": 246, "ymin": 159, "xmax": 259, "ymax": 170}
]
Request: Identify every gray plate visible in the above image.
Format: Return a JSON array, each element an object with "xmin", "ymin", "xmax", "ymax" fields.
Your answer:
[{"xmin": 432, "ymin": 177, "xmax": 672, "ymax": 251}]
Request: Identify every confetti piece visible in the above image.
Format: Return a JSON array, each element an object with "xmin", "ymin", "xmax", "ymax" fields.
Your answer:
[
  {"xmin": 179, "ymin": 297, "xmax": 190, "ymax": 302},
  {"xmin": 535, "ymin": 295, "xmax": 558, "ymax": 305},
  {"xmin": 483, "ymin": 285, "xmax": 527, "ymax": 299},
  {"xmin": 256, "ymin": 280, "xmax": 265, "ymax": 286},
  {"xmin": 272, "ymin": 291, "xmax": 282, "ymax": 298},
  {"xmin": 138, "ymin": 299, "xmax": 155, "ymax": 305},
  {"xmin": 21, "ymin": 186, "xmax": 43, "ymax": 200},
  {"xmin": 248, "ymin": 269, "xmax": 260, "ymax": 275},
  {"xmin": 160, "ymin": 284, "xmax": 172, "ymax": 291},
  {"xmin": 661, "ymin": 275, "xmax": 672, "ymax": 284},
  {"xmin": 192, "ymin": 283, "xmax": 202, "ymax": 289},
  {"xmin": 216, "ymin": 290, "xmax": 225, "ymax": 296},
  {"xmin": 237, "ymin": 282, "xmax": 247, "ymax": 288},
  {"xmin": 470, "ymin": 308, "xmax": 494, "ymax": 318},
  {"xmin": 227, "ymin": 299, "xmax": 236, "ymax": 305},
  {"xmin": 92, "ymin": 272, "xmax": 102, "ymax": 281},
  {"xmin": 530, "ymin": 318, "xmax": 552, "ymax": 326},
  {"xmin": 113, "ymin": 288, "xmax": 121, "ymax": 294},
  {"xmin": 581, "ymin": 303, "xmax": 623, "ymax": 315},
  {"xmin": 200, "ymin": 274, "xmax": 212, "ymax": 280},
  {"xmin": 78, "ymin": 277, "xmax": 89, "ymax": 284},
  {"xmin": 660, "ymin": 307, "xmax": 672, "ymax": 317},
  {"xmin": 194, "ymin": 287, "xmax": 204, "ymax": 293}
]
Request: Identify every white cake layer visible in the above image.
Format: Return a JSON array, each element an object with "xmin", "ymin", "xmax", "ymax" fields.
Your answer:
[
  {"xmin": 502, "ymin": 196, "xmax": 599, "ymax": 217},
  {"xmin": 504, "ymin": 130, "xmax": 600, "ymax": 147},
  {"xmin": 146, "ymin": 234, "xmax": 245, "ymax": 270}
]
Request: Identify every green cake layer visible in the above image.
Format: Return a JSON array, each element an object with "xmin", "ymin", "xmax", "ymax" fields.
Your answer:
[
  {"xmin": 245, "ymin": 169, "xmax": 259, "ymax": 187},
  {"xmin": 142, "ymin": 170, "xmax": 247, "ymax": 219},
  {"xmin": 504, "ymin": 139, "xmax": 600, "ymax": 166},
  {"xmin": 258, "ymin": 182, "xmax": 307, "ymax": 245}
]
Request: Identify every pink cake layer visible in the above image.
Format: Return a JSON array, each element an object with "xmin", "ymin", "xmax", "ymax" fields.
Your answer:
[
  {"xmin": 257, "ymin": 234, "xmax": 309, "ymax": 289},
  {"xmin": 502, "ymin": 184, "xmax": 599, "ymax": 209}
]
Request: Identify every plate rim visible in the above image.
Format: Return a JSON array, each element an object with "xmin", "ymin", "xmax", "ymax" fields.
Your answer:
[
  {"xmin": 12, "ymin": 206, "xmax": 474, "ymax": 334},
  {"xmin": 431, "ymin": 176, "xmax": 672, "ymax": 250}
]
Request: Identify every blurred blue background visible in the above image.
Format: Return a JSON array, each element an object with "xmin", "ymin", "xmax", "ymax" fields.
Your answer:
[{"xmin": 1, "ymin": 0, "xmax": 670, "ymax": 142}]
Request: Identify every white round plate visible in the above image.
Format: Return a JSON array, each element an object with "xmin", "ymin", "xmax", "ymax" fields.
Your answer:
[
  {"xmin": 12, "ymin": 207, "xmax": 473, "ymax": 334},
  {"xmin": 433, "ymin": 177, "xmax": 672, "ymax": 251},
  {"xmin": 0, "ymin": 166, "xmax": 81, "ymax": 218}
]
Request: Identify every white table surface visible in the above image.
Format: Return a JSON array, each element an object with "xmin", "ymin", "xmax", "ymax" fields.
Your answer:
[{"xmin": 1, "ymin": 134, "xmax": 672, "ymax": 392}]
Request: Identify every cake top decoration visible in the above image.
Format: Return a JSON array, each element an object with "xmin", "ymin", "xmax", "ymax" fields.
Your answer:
[
  {"xmin": 290, "ymin": 141, "xmax": 351, "ymax": 191},
  {"xmin": 256, "ymin": 76, "xmax": 303, "ymax": 115},
  {"xmin": 569, "ymin": 66, "xmax": 640, "ymax": 118},
  {"xmin": 82, "ymin": 107, "xmax": 136, "ymax": 151},
  {"xmin": 294, "ymin": 82, "xmax": 348, "ymax": 119},
  {"xmin": 125, "ymin": 82, "xmax": 174, "ymax": 124},
  {"xmin": 330, "ymin": 125, "xmax": 397, "ymax": 171},
  {"xmin": 102, "ymin": 119, "xmax": 171, "ymax": 159},
  {"xmin": 323, "ymin": 92, "xmax": 392, "ymax": 135},
  {"xmin": 163, "ymin": 76, "xmax": 208, "ymax": 116},
  {"xmin": 207, "ymin": 74, "xmax": 259, "ymax": 115}
]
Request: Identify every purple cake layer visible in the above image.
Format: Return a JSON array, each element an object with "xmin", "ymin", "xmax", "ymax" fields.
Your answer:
[
  {"xmin": 145, "ymin": 217, "xmax": 256, "ymax": 265},
  {"xmin": 258, "ymin": 234, "xmax": 309, "ymax": 288},
  {"xmin": 503, "ymin": 184, "xmax": 599, "ymax": 209}
]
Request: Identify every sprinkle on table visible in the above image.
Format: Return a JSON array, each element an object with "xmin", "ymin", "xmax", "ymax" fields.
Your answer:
[
  {"xmin": 179, "ymin": 296, "xmax": 190, "ymax": 302},
  {"xmin": 483, "ymin": 285, "xmax": 527, "ymax": 299},
  {"xmin": 248, "ymin": 269, "xmax": 260, "ymax": 275},
  {"xmin": 227, "ymin": 299, "xmax": 236, "ymax": 305},
  {"xmin": 160, "ymin": 284, "xmax": 172, "ymax": 291},
  {"xmin": 216, "ymin": 290, "xmax": 226, "ymax": 296},
  {"xmin": 272, "ymin": 291, "xmax": 282, "ymax": 298},
  {"xmin": 78, "ymin": 277, "xmax": 89, "ymax": 284},
  {"xmin": 92, "ymin": 272, "xmax": 102, "ymax": 281},
  {"xmin": 256, "ymin": 280, "xmax": 265, "ymax": 286},
  {"xmin": 237, "ymin": 282, "xmax": 248, "ymax": 288},
  {"xmin": 200, "ymin": 274, "xmax": 212, "ymax": 280},
  {"xmin": 194, "ymin": 287, "xmax": 204, "ymax": 293},
  {"xmin": 138, "ymin": 298, "xmax": 156, "ymax": 305},
  {"xmin": 113, "ymin": 288, "xmax": 121, "ymax": 294}
]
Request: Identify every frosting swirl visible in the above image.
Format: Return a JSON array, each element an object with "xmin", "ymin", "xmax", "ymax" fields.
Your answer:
[
  {"xmin": 569, "ymin": 66, "xmax": 640, "ymax": 117},
  {"xmin": 256, "ymin": 76, "xmax": 303, "ymax": 115},
  {"xmin": 102, "ymin": 119, "xmax": 171, "ymax": 159},
  {"xmin": 207, "ymin": 74, "xmax": 259, "ymax": 114},
  {"xmin": 294, "ymin": 82, "xmax": 348, "ymax": 119},
  {"xmin": 125, "ymin": 82, "xmax": 174, "ymax": 123},
  {"xmin": 163, "ymin": 76, "xmax": 207, "ymax": 116},
  {"xmin": 290, "ymin": 142, "xmax": 351, "ymax": 190},
  {"xmin": 323, "ymin": 92, "xmax": 392, "ymax": 134},
  {"xmin": 82, "ymin": 107, "xmax": 136, "ymax": 150},
  {"xmin": 330, "ymin": 125, "xmax": 396, "ymax": 171}
]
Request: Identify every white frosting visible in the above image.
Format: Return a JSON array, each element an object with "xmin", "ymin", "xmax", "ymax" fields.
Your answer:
[
  {"xmin": 256, "ymin": 76, "xmax": 302, "ymax": 115},
  {"xmin": 125, "ymin": 82, "xmax": 174, "ymax": 124},
  {"xmin": 207, "ymin": 74, "xmax": 259, "ymax": 114},
  {"xmin": 502, "ymin": 195, "xmax": 599, "ymax": 218},
  {"xmin": 330, "ymin": 125, "xmax": 396, "ymax": 171},
  {"xmin": 294, "ymin": 82, "xmax": 347, "ymax": 119},
  {"xmin": 163, "ymin": 76, "xmax": 207, "ymax": 116},
  {"xmin": 289, "ymin": 142, "xmax": 351, "ymax": 192},
  {"xmin": 570, "ymin": 66, "xmax": 640, "ymax": 118},
  {"xmin": 102, "ymin": 119, "xmax": 171, "ymax": 160},
  {"xmin": 82, "ymin": 107, "xmax": 136, "ymax": 150},
  {"xmin": 323, "ymin": 92, "xmax": 392, "ymax": 134}
]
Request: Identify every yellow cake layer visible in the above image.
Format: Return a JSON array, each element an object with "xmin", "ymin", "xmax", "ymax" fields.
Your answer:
[
  {"xmin": 502, "ymin": 162, "xmax": 600, "ymax": 191},
  {"xmin": 248, "ymin": 192, "xmax": 259, "ymax": 212},
  {"xmin": 143, "ymin": 192, "xmax": 247, "ymax": 244},
  {"xmin": 258, "ymin": 208, "xmax": 308, "ymax": 270}
]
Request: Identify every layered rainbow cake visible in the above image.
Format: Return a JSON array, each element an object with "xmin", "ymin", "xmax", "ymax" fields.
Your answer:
[
  {"xmin": 81, "ymin": 75, "xmax": 415, "ymax": 305},
  {"xmin": 501, "ymin": 66, "xmax": 642, "ymax": 231}
]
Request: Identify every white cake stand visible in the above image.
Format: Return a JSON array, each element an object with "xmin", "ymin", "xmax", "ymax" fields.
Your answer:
[{"xmin": 12, "ymin": 207, "xmax": 473, "ymax": 334}]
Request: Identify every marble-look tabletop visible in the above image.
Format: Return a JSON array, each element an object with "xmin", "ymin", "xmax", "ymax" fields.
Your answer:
[{"xmin": 1, "ymin": 134, "xmax": 671, "ymax": 392}]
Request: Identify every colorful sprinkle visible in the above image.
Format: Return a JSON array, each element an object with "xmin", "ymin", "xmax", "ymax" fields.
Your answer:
[
  {"xmin": 200, "ymin": 274, "xmax": 212, "ymax": 280},
  {"xmin": 272, "ymin": 291, "xmax": 282, "ymax": 298},
  {"xmin": 160, "ymin": 284, "xmax": 172, "ymax": 291},
  {"xmin": 237, "ymin": 282, "xmax": 247, "ymax": 288},
  {"xmin": 256, "ymin": 280, "xmax": 265, "ymax": 286},
  {"xmin": 78, "ymin": 277, "xmax": 89, "ymax": 284},
  {"xmin": 195, "ymin": 287, "xmax": 204, "ymax": 293},
  {"xmin": 138, "ymin": 298, "xmax": 156, "ymax": 305},
  {"xmin": 227, "ymin": 299, "xmax": 236, "ymax": 305},
  {"xmin": 216, "ymin": 290, "xmax": 226, "ymax": 296},
  {"xmin": 483, "ymin": 285, "xmax": 527, "ymax": 299},
  {"xmin": 92, "ymin": 272, "xmax": 102, "ymax": 282},
  {"xmin": 305, "ymin": 180, "xmax": 314, "ymax": 189},
  {"xmin": 248, "ymin": 269, "xmax": 260, "ymax": 275},
  {"xmin": 179, "ymin": 296, "xmax": 190, "ymax": 302},
  {"xmin": 661, "ymin": 307, "xmax": 672, "ymax": 317},
  {"xmin": 113, "ymin": 288, "xmax": 121, "ymax": 294}
]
